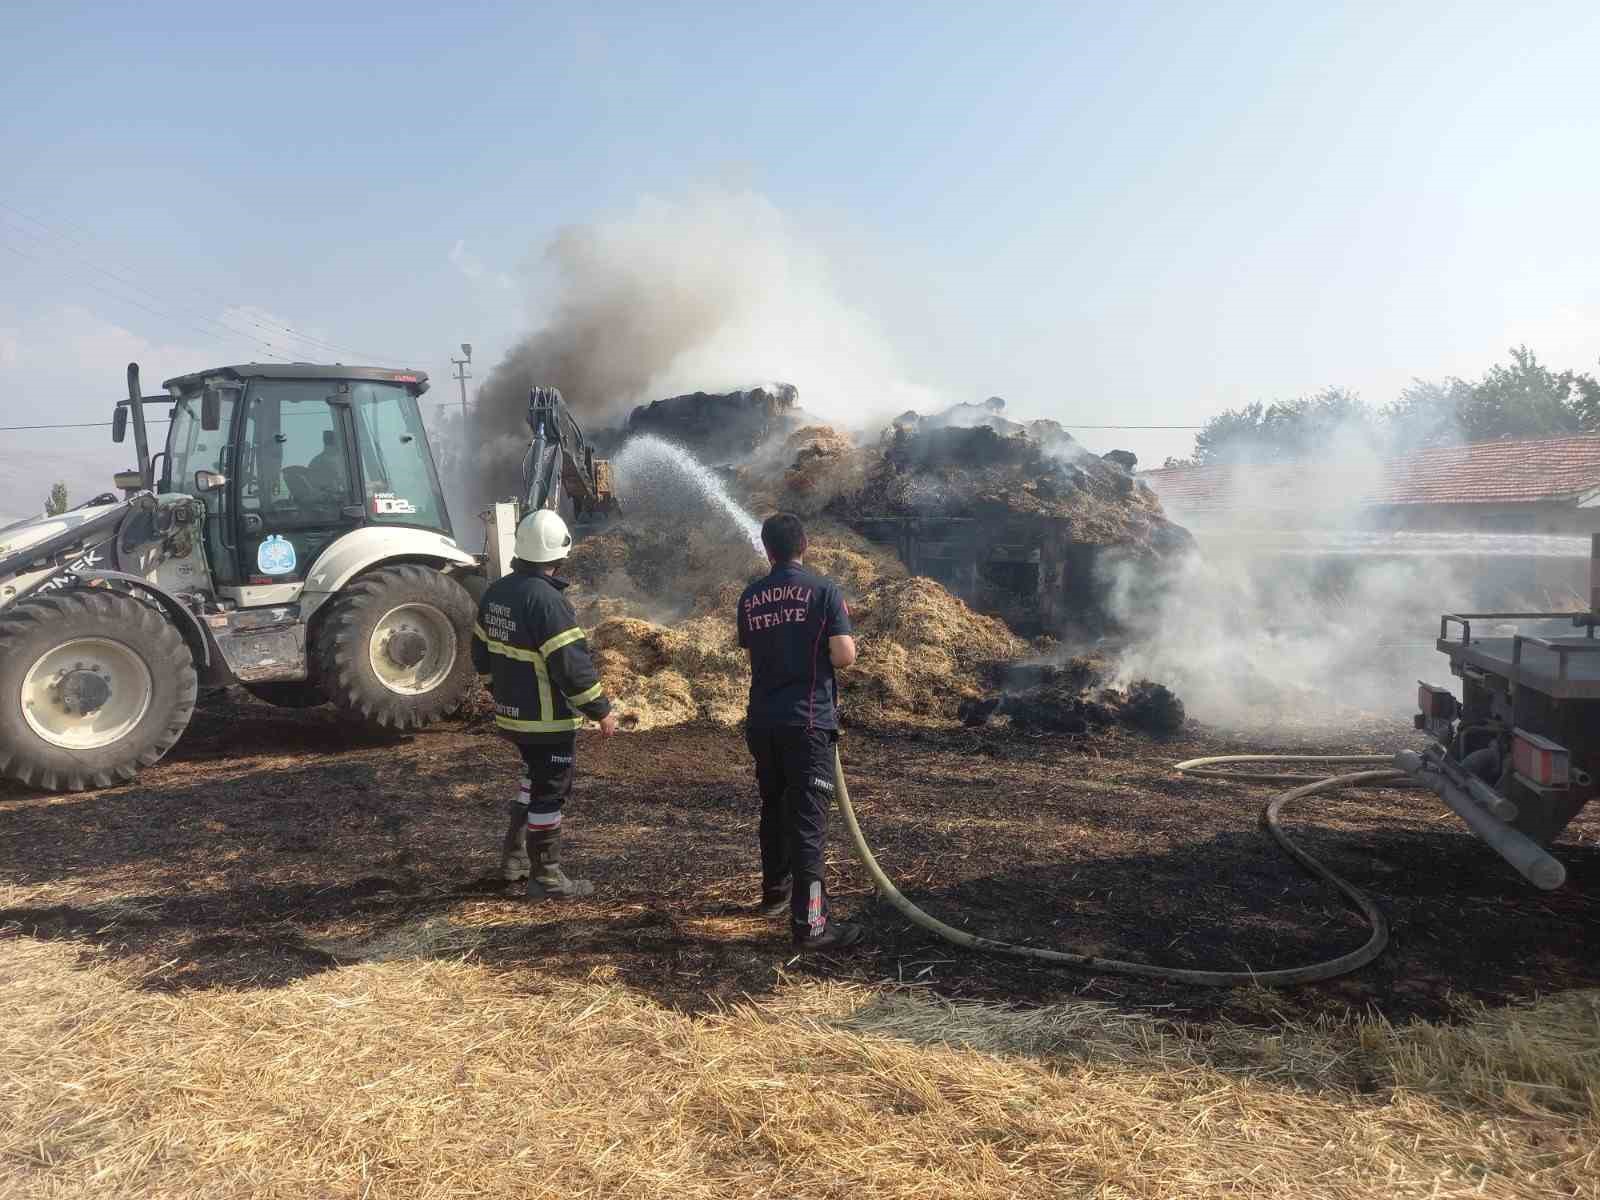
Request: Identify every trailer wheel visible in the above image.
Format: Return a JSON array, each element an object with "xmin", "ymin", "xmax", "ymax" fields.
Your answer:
[
  {"xmin": 312, "ymin": 564, "xmax": 476, "ymax": 731},
  {"xmin": 0, "ymin": 589, "xmax": 197, "ymax": 791}
]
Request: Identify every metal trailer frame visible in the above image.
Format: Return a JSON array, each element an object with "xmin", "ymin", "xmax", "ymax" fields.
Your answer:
[{"xmin": 1412, "ymin": 533, "xmax": 1600, "ymax": 885}]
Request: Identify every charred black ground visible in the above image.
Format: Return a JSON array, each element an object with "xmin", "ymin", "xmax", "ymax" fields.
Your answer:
[{"xmin": 3, "ymin": 690, "xmax": 1595, "ymax": 1027}]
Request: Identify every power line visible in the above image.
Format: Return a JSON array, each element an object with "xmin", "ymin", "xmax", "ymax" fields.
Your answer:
[
  {"xmin": 0, "ymin": 217, "xmax": 293, "ymax": 358},
  {"xmin": 0, "ymin": 236, "xmax": 291, "ymax": 361},
  {"xmin": 0, "ymin": 419, "xmax": 172, "ymax": 432},
  {"xmin": 0, "ymin": 200, "xmax": 375, "ymax": 360},
  {"xmin": 0, "ymin": 200, "xmax": 410, "ymax": 364}
]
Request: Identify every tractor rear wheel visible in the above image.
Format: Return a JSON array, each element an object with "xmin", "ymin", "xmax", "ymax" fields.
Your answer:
[
  {"xmin": 0, "ymin": 588, "xmax": 198, "ymax": 791},
  {"xmin": 312, "ymin": 565, "xmax": 476, "ymax": 731}
]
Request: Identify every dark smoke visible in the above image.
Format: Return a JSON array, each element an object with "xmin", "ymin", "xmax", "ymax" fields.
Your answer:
[
  {"xmin": 437, "ymin": 191, "xmax": 943, "ymax": 528},
  {"xmin": 460, "ymin": 224, "xmax": 734, "ymax": 515}
]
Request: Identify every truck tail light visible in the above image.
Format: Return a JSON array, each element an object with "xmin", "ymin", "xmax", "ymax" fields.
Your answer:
[
  {"xmin": 1512, "ymin": 729, "xmax": 1570, "ymax": 787},
  {"xmin": 1417, "ymin": 683, "xmax": 1458, "ymax": 720}
]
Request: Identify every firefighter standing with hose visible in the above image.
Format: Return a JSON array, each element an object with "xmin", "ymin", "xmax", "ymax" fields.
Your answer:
[
  {"xmin": 738, "ymin": 513, "xmax": 863, "ymax": 950},
  {"xmin": 473, "ymin": 509, "xmax": 618, "ymax": 899}
]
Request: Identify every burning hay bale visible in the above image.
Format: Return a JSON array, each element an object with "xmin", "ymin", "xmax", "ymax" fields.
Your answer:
[
  {"xmin": 543, "ymin": 387, "xmax": 1192, "ymax": 736},
  {"xmin": 565, "ymin": 517, "xmax": 902, "ymax": 617},
  {"xmin": 563, "ymin": 522, "xmax": 763, "ymax": 616},
  {"xmin": 854, "ymin": 418, "xmax": 1182, "ymax": 549},
  {"xmin": 731, "ymin": 422, "xmax": 873, "ymax": 517},
  {"xmin": 959, "ymin": 658, "xmax": 1187, "ymax": 737},
  {"xmin": 624, "ymin": 383, "xmax": 802, "ymax": 463},
  {"xmin": 778, "ymin": 424, "xmax": 858, "ymax": 499},
  {"xmin": 728, "ymin": 400, "xmax": 1198, "ymax": 638},
  {"xmin": 565, "ymin": 526, "xmax": 1021, "ymax": 731},
  {"xmin": 582, "ymin": 576, "xmax": 1022, "ymax": 731}
]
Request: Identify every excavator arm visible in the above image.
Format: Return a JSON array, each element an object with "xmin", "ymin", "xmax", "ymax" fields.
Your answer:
[{"xmin": 522, "ymin": 386, "xmax": 618, "ymax": 519}]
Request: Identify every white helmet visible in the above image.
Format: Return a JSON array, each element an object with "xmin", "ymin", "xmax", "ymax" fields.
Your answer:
[{"xmin": 514, "ymin": 509, "xmax": 573, "ymax": 563}]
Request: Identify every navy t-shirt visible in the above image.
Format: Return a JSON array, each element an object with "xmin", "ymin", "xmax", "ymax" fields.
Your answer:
[{"xmin": 737, "ymin": 562, "xmax": 853, "ymax": 730}]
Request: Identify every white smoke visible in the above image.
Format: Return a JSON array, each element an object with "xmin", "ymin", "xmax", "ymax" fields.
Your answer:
[{"xmin": 1110, "ymin": 423, "xmax": 1589, "ymax": 731}]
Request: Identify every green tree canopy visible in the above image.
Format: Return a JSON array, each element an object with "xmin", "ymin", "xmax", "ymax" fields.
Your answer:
[
  {"xmin": 1173, "ymin": 347, "xmax": 1600, "ymax": 466},
  {"xmin": 1183, "ymin": 387, "xmax": 1373, "ymax": 465},
  {"xmin": 44, "ymin": 482, "xmax": 68, "ymax": 516}
]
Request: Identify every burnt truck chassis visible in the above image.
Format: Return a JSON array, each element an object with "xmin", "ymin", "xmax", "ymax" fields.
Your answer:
[{"xmin": 1411, "ymin": 539, "xmax": 1600, "ymax": 889}]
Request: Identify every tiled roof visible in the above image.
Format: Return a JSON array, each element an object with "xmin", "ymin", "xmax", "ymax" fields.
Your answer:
[{"xmin": 1141, "ymin": 433, "xmax": 1600, "ymax": 514}]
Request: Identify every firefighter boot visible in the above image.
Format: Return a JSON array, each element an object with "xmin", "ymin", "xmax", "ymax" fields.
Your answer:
[
  {"xmin": 758, "ymin": 877, "xmax": 792, "ymax": 919},
  {"xmin": 795, "ymin": 920, "xmax": 863, "ymax": 952},
  {"xmin": 500, "ymin": 802, "xmax": 531, "ymax": 881},
  {"xmin": 526, "ymin": 827, "xmax": 595, "ymax": 900}
]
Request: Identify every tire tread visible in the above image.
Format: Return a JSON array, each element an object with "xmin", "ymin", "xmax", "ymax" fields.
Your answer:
[
  {"xmin": 311, "ymin": 565, "xmax": 475, "ymax": 732},
  {"xmin": 0, "ymin": 588, "xmax": 197, "ymax": 792}
]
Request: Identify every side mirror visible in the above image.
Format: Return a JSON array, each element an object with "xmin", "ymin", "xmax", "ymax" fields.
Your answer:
[
  {"xmin": 200, "ymin": 384, "xmax": 223, "ymax": 432},
  {"xmin": 112, "ymin": 406, "xmax": 128, "ymax": 443},
  {"xmin": 194, "ymin": 469, "xmax": 228, "ymax": 493}
]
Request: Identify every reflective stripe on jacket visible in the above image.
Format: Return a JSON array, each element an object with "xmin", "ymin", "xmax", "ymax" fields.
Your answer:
[{"xmin": 471, "ymin": 567, "xmax": 611, "ymax": 743}]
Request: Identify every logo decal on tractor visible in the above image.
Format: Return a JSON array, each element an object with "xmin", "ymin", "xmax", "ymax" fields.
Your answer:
[
  {"xmin": 371, "ymin": 493, "xmax": 419, "ymax": 516},
  {"xmin": 36, "ymin": 547, "xmax": 106, "ymax": 593},
  {"xmin": 256, "ymin": 535, "xmax": 297, "ymax": 576}
]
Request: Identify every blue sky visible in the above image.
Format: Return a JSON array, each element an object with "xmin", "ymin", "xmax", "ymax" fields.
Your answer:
[{"xmin": 3, "ymin": 1, "xmax": 1598, "ymax": 517}]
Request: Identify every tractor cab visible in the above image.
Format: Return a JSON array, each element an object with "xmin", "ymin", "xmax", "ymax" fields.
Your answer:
[{"xmin": 156, "ymin": 365, "xmax": 452, "ymax": 598}]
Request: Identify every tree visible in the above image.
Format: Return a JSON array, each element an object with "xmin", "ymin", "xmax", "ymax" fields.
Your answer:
[
  {"xmin": 1383, "ymin": 377, "xmax": 1475, "ymax": 449},
  {"xmin": 1190, "ymin": 388, "xmax": 1373, "ymax": 465},
  {"xmin": 44, "ymin": 482, "xmax": 68, "ymax": 516},
  {"xmin": 1383, "ymin": 346, "xmax": 1600, "ymax": 446},
  {"xmin": 1179, "ymin": 348, "xmax": 1600, "ymax": 465}
]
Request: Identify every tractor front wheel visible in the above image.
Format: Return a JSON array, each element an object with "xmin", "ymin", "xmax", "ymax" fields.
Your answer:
[
  {"xmin": 312, "ymin": 565, "xmax": 477, "ymax": 731},
  {"xmin": 0, "ymin": 589, "xmax": 198, "ymax": 791}
]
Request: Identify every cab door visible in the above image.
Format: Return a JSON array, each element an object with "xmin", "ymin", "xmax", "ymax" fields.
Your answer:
[{"xmin": 232, "ymin": 381, "xmax": 361, "ymax": 587}]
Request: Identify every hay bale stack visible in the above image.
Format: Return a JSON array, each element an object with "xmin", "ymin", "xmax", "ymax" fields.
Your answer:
[
  {"xmin": 799, "ymin": 521, "xmax": 907, "ymax": 599},
  {"xmin": 587, "ymin": 614, "xmax": 746, "ymax": 731},
  {"xmin": 580, "ymin": 567, "xmax": 1020, "ymax": 732},
  {"xmin": 736, "ymin": 423, "xmax": 874, "ymax": 516},
  {"xmin": 847, "ymin": 577, "xmax": 1028, "ymax": 721}
]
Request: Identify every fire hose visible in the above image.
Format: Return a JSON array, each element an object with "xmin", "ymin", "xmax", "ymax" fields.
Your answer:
[{"xmin": 832, "ymin": 749, "xmax": 1409, "ymax": 987}]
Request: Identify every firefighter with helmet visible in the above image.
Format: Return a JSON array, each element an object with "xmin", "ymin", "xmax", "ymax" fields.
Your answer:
[{"xmin": 472, "ymin": 508, "xmax": 618, "ymax": 898}]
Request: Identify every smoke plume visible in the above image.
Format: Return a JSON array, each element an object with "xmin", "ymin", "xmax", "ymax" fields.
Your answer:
[
  {"xmin": 441, "ymin": 190, "xmax": 941, "ymax": 529},
  {"xmin": 1110, "ymin": 421, "xmax": 1590, "ymax": 732}
]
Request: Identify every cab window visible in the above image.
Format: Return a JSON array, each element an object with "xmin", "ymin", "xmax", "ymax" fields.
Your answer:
[
  {"xmin": 163, "ymin": 393, "xmax": 235, "ymax": 495},
  {"xmin": 238, "ymin": 382, "xmax": 356, "ymax": 520},
  {"xmin": 350, "ymin": 381, "xmax": 449, "ymax": 533}
]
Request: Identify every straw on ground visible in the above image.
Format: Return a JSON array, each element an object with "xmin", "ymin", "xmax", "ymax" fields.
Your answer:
[{"xmin": 1, "ymin": 933, "xmax": 1594, "ymax": 1199}]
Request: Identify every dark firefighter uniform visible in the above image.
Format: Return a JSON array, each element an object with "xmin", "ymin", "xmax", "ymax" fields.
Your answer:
[
  {"xmin": 737, "ymin": 561, "xmax": 852, "ymax": 940},
  {"xmin": 472, "ymin": 565, "xmax": 611, "ymax": 869}
]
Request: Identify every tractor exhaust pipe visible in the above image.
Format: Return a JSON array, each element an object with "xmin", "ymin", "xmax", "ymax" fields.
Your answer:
[
  {"xmin": 125, "ymin": 362, "xmax": 152, "ymax": 489},
  {"xmin": 1393, "ymin": 749, "xmax": 1566, "ymax": 890}
]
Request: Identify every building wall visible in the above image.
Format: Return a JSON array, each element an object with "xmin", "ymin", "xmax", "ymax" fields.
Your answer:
[
  {"xmin": 851, "ymin": 514, "xmax": 1125, "ymax": 637},
  {"xmin": 1367, "ymin": 501, "xmax": 1600, "ymax": 536}
]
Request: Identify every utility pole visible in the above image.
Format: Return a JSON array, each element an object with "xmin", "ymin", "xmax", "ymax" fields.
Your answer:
[{"xmin": 450, "ymin": 342, "xmax": 473, "ymax": 422}]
